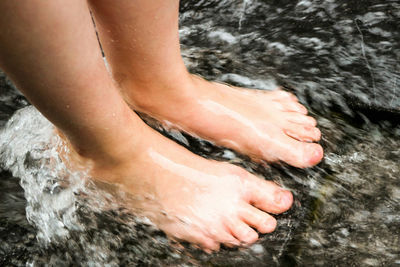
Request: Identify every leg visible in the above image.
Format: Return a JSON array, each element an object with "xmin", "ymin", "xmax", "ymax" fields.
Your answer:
[
  {"xmin": 0, "ymin": 0, "xmax": 293, "ymax": 251},
  {"xmin": 0, "ymin": 0, "xmax": 139, "ymax": 161},
  {"xmin": 89, "ymin": 0, "xmax": 324, "ymax": 168}
]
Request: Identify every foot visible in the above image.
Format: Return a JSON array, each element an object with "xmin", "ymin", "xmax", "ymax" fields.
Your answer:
[
  {"xmin": 122, "ymin": 74, "xmax": 323, "ymax": 168},
  {"xmin": 65, "ymin": 123, "xmax": 293, "ymax": 252}
]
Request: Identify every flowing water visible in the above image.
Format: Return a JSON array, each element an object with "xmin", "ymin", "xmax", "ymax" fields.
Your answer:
[{"xmin": 0, "ymin": 0, "xmax": 399, "ymax": 266}]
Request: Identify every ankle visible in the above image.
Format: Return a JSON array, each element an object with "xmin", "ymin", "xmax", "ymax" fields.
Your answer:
[
  {"xmin": 57, "ymin": 112, "xmax": 147, "ymax": 172},
  {"xmin": 118, "ymin": 69, "xmax": 196, "ymax": 111}
]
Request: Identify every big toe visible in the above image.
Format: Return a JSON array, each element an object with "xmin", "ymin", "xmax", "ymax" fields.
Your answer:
[
  {"xmin": 274, "ymin": 136, "xmax": 324, "ymax": 168},
  {"xmin": 294, "ymin": 142, "xmax": 323, "ymax": 168}
]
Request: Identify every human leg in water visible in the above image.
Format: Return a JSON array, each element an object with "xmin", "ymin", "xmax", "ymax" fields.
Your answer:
[
  {"xmin": 89, "ymin": 0, "xmax": 324, "ymax": 169},
  {"xmin": 0, "ymin": 0, "xmax": 293, "ymax": 251}
]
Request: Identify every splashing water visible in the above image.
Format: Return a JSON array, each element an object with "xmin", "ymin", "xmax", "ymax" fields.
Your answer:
[
  {"xmin": 0, "ymin": 107, "xmax": 81, "ymax": 243},
  {"xmin": 0, "ymin": 107, "xmax": 194, "ymax": 265},
  {"xmin": 238, "ymin": 0, "xmax": 252, "ymax": 30},
  {"xmin": 0, "ymin": 107, "xmax": 132, "ymax": 264},
  {"xmin": 1, "ymin": 0, "xmax": 400, "ymax": 266}
]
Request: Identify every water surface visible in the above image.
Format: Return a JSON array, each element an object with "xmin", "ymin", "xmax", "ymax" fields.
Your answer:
[{"xmin": 0, "ymin": 0, "xmax": 399, "ymax": 266}]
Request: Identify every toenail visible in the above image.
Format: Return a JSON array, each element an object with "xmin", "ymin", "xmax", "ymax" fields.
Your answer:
[
  {"xmin": 204, "ymin": 249, "xmax": 212, "ymax": 254},
  {"xmin": 274, "ymin": 190, "xmax": 284, "ymax": 203},
  {"xmin": 280, "ymin": 91, "xmax": 292, "ymax": 98},
  {"xmin": 283, "ymin": 191, "xmax": 293, "ymax": 206},
  {"xmin": 310, "ymin": 146, "xmax": 323, "ymax": 163},
  {"xmin": 244, "ymin": 230, "xmax": 258, "ymax": 243},
  {"xmin": 275, "ymin": 190, "xmax": 292, "ymax": 206},
  {"xmin": 228, "ymin": 239, "xmax": 240, "ymax": 247},
  {"xmin": 300, "ymin": 105, "xmax": 308, "ymax": 113},
  {"xmin": 265, "ymin": 219, "xmax": 277, "ymax": 231},
  {"xmin": 314, "ymin": 128, "xmax": 321, "ymax": 137}
]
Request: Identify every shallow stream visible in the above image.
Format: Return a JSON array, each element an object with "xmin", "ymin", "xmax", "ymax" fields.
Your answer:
[{"xmin": 1, "ymin": 0, "xmax": 399, "ymax": 266}]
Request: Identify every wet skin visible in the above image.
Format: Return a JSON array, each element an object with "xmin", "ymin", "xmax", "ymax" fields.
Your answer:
[
  {"xmin": 123, "ymin": 74, "xmax": 324, "ymax": 168},
  {"xmin": 89, "ymin": 0, "xmax": 324, "ymax": 169},
  {"xmin": 76, "ymin": 123, "xmax": 293, "ymax": 252},
  {"xmin": 0, "ymin": 0, "xmax": 312, "ymax": 253}
]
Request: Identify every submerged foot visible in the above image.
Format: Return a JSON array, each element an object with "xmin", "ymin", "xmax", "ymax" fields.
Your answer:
[
  {"xmin": 65, "ymin": 124, "xmax": 293, "ymax": 252},
  {"xmin": 123, "ymin": 74, "xmax": 323, "ymax": 168}
]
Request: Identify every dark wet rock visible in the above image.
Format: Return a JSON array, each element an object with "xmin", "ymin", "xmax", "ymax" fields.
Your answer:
[
  {"xmin": 0, "ymin": 72, "xmax": 29, "ymax": 128},
  {"xmin": 180, "ymin": 0, "xmax": 400, "ymax": 115},
  {"xmin": 0, "ymin": 172, "xmax": 38, "ymax": 267},
  {"xmin": 0, "ymin": 0, "xmax": 399, "ymax": 266}
]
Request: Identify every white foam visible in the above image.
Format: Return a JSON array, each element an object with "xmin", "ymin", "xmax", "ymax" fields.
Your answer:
[
  {"xmin": 0, "ymin": 106, "xmax": 87, "ymax": 244},
  {"xmin": 208, "ymin": 30, "xmax": 237, "ymax": 45},
  {"xmin": 219, "ymin": 73, "xmax": 277, "ymax": 90}
]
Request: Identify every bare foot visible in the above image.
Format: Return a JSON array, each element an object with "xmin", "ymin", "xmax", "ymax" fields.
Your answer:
[
  {"xmin": 66, "ymin": 124, "xmax": 293, "ymax": 252},
  {"xmin": 122, "ymin": 74, "xmax": 323, "ymax": 168}
]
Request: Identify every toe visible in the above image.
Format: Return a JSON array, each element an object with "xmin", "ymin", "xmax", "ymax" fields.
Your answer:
[
  {"xmin": 206, "ymin": 227, "xmax": 240, "ymax": 248},
  {"xmin": 245, "ymin": 177, "xmax": 293, "ymax": 214},
  {"xmin": 275, "ymin": 100, "xmax": 308, "ymax": 114},
  {"xmin": 219, "ymin": 235, "xmax": 241, "ymax": 248},
  {"xmin": 285, "ymin": 113, "xmax": 317, "ymax": 127},
  {"xmin": 278, "ymin": 139, "xmax": 324, "ymax": 168},
  {"xmin": 228, "ymin": 219, "xmax": 259, "ymax": 244},
  {"xmin": 169, "ymin": 228, "xmax": 220, "ymax": 252},
  {"xmin": 268, "ymin": 89, "xmax": 298, "ymax": 101},
  {"xmin": 284, "ymin": 124, "xmax": 321, "ymax": 142},
  {"xmin": 239, "ymin": 204, "xmax": 277, "ymax": 233},
  {"xmin": 200, "ymin": 239, "xmax": 220, "ymax": 253},
  {"xmin": 208, "ymin": 241, "xmax": 220, "ymax": 252},
  {"xmin": 197, "ymin": 236, "xmax": 220, "ymax": 252},
  {"xmin": 223, "ymin": 240, "xmax": 241, "ymax": 248}
]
